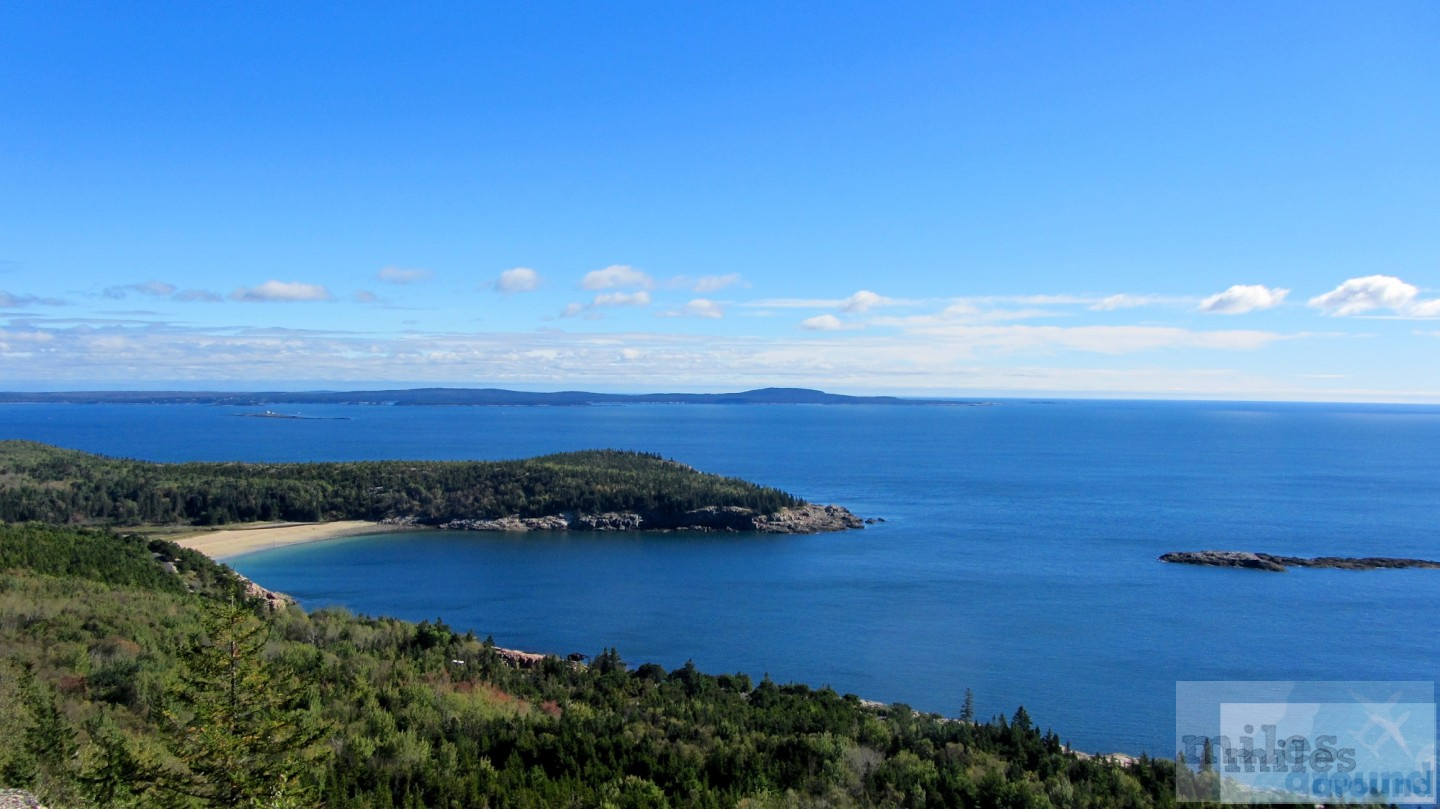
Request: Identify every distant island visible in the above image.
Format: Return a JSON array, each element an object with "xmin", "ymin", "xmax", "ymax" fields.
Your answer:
[
  {"xmin": 0, "ymin": 386, "xmax": 977, "ymax": 407},
  {"xmin": 1160, "ymin": 550, "xmax": 1440, "ymax": 572},
  {"xmin": 0, "ymin": 440, "xmax": 862, "ymax": 534},
  {"xmin": 236, "ymin": 410, "xmax": 350, "ymax": 420}
]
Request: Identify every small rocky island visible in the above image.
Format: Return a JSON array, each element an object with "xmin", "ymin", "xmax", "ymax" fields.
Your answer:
[
  {"xmin": 235, "ymin": 411, "xmax": 349, "ymax": 420},
  {"xmin": 1160, "ymin": 550, "xmax": 1440, "ymax": 572}
]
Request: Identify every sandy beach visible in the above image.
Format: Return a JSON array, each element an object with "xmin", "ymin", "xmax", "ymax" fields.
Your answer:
[{"xmin": 175, "ymin": 520, "xmax": 409, "ymax": 560}]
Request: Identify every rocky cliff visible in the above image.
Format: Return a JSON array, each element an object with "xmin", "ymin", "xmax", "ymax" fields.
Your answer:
[
  {"xmin": 236, "ymin": 572, "xmax": 299, "ymax": 610},
  {"xmin": 438, "ymin": 503, "xmax": 866, "ymax": 534}
]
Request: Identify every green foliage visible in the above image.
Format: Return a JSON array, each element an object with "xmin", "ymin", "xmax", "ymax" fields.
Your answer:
[
  {"xmin": 0, "ymin": 524, "xmax": 1211, "ymax": 809},
  {"xmin": 160, "ymin": 598, "xmax": 331, "ymax": 807},
  {"xmin": 0, "ymin": 522, "xmax": 186, "ymax": 593},
  {"xmin": 0, "ymin": 441, "xmax": 804, "ymax": 527}
]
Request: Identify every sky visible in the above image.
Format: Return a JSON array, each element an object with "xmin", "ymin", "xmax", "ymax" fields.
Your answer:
[{"xmin": 2, "ymin": 2, "xmax": 1437, "ymax": 400}]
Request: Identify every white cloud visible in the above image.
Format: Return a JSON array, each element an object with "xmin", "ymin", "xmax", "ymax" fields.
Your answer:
[
  {"xmin": 745, "ymin": 292, "xmax": 911, "ymax": 312},
  {"xmin": 174, "ymin": 288, "xmax": 222, "ymax": 303},
  {"xmin": 376, "ymin": 266, "xmax": 434, "ymax": 285},
  {"xmin": 100, "ymin": 281, "xmax": 228, "ymax": 303},
  {"xmin": 103, "ymin": 280, "xmax": 177, "ymax": 299},
  {"xmin": 840, "ymin": 290, "xmax": 893, "ymax": 313},
  {"xmin": 581, "ymin": 265, "xmax": 652, "ymax": 290},
  {"xmin": 694, "ymin": 274, "xmax": 744, "ymax": 293},
  {"xmin": 353, "ymin": 290, "xmax": 381, "ymax": 304},
  {"xmin": 561, "ymin": 290, "xmax": 652, "ymax": 318},
  {"xmin": 933, "ymin": 293, "xmax": 1193, "ymax": 312},
  {"xmin": 1011, "ymin": 294, "xmax": 1104, "ymax": 306},
  {"xmin": 871, "ymin": 300, "xmax": 1060, "ymax": 328},
  {"xmin": 593, "ymin": 291, "xmax": 651, "ymax": 308},
  {"xmin": 941, "ymin": 301, "xmax": 980, "ymax": 319},
  {"xmin": 744, "ymin": 298, "xmax": 845, "ymax": 309},
  {"xmin": 0, "ymin": 290, "xmax": 67, "ymax": 308},
  {"xmin": 898, "ymin": 323, "xmax": 1291, "ymax": 354},
  {"xmin": 801, "ymin": 314, "xmax": 846, "ymax": 331},
  {"xmin": 1309, "ymin": 275, "xmax": 1440, "ymax": 317},
  {"xmin": 1090, "ymin": 294, "xmax": 1162, "ymax": 312},
  {"xmin": 0, "ymin": 318, "xmax": 1385, "ymax": 401},
  {"xmin": 0, "ymin": 328, "xmax": 55, "ymax": 347},
  {"xmin": 661, "ymin": 298, "xmax": 725, "ymax": 319},
  {"xmin": 230, "ymin": 280, "xmax": 335, "ymax": 303},
  {"xmin": 1199, "ymin": 284, "xmax": 1290, "ymax": 314},
  {"xmin": 495, "ymin": 267, "xmax": 541, "ymax": 293},
  {"xmin": 1406, "ymin": 299, "xmax": 1440, "ymax": 317}
]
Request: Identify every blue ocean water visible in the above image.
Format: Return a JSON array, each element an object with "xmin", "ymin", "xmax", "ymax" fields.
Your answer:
[{"xmin": 2, "ymin": 399, "xmax": 1436, "ymax": 755}]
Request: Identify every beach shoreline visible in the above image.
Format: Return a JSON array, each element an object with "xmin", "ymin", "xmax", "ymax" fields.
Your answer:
[{"xmin": 174, "ymin": 520, "xmax": 416, "ymax": 560}]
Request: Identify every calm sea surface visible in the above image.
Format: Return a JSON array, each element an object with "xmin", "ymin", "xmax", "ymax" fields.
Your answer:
[{"xmin": 3, "ymin": 399, "xmax": 1437, "ymax": 755}]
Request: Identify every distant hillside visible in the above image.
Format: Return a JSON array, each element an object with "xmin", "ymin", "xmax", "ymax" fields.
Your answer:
[{"xmin": 0, "ymin": 386, "xmax": 971, "ymax": 406}]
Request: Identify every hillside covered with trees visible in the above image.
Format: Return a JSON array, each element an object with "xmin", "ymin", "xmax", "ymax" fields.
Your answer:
[
  {"xmin": 0, "ymin": 522, "xmax": 1193, "ymax": 808},
  {"xmin": 0, "ymin": 441, "xmax": 802, "ymax": 527}
]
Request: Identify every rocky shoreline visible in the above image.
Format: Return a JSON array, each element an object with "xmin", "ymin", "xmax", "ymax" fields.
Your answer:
[
  {"xmin": 1160, "ymin": 550, "xmax": 1440, "ymax": 572},
  {"xmin": 417, "ymin": 503, "xmax": 872, "ymax": 534}
]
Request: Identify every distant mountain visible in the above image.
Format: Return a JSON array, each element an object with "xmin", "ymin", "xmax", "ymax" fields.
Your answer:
[{"xmin": 0, "ymin": 387, "xmax": 972, "ymax": 406}]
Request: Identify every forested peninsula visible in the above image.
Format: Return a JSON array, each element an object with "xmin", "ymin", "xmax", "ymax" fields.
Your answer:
[{"xmin": 0, "ymin": 441, "xmax": 859, "ymax": 534}]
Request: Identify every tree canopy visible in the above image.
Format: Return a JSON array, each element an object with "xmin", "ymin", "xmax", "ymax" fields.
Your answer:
[{"xmin": 0, "ymin": 441, "xmax": 803, "ymax": 527}]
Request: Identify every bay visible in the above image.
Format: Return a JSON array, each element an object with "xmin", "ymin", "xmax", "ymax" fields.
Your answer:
[{"xmin": 2, "ymin": 399, "xmax": 1436, "ymax": 755}]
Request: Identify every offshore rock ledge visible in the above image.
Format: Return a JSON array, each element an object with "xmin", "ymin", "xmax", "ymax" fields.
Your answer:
[
  {"xmin": 432, "ymin": 503, "xmax": 866, "ymax": 534},
  {"xmin": 1159, "ymin": 550, "xmax": 1440, "ymax": 572}
]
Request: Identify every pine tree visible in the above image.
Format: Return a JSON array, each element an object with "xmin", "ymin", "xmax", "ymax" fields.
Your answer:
[
  {"xmin": 21, "ymin": 669, "xmax": 78, "ymax": 799},
  {"xmin": 163, "ymin": 598, "xmax": 331, "ymax": 808},
  {"xmin": 960, "ymin": 688, "xmax": 975, "ymax": 723},
  {"xmin": 78, "ymin": 715, "xmax": 153, "ymax": 808}
]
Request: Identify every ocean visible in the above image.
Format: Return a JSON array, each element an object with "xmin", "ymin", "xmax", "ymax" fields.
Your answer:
[{"xmin": 2, "ymin": 398, "xmax": 1436, "ymax": 755}]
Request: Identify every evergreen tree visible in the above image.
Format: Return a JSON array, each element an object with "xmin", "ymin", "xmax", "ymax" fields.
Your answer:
[
  {"xmin": 960, "ymin": 687, "xmax": 975, "ymax": 723},
  {"xmin": 21, "ymin": 669, "xmax": 78, "ymax": 798},
  {"xmin": 162, "ymin": 598, "xmax": 332, "ymax": 808},
  {"xmin": 77, "ymin": 715, "xmax": 153, "ymax": 808}
]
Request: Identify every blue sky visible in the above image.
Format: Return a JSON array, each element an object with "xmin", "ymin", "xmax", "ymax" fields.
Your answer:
[{"xmin": 2, "ymin": 2, "xmax": 1437, "ymax": 400}]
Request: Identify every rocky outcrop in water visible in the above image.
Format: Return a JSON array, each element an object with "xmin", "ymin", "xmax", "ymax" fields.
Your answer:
[
  {"xmin": 573, "ymin": 512, "xmax": 645, "ymax": 531},
  {"xmin": 437, "ymin": 504, "xmax": 865, "ymax": 534},
  {"xmin": 1160, "ymin": 550, "xmax": 1440, "ymax": 572},
  {"xmin": 439, "ymin": 515, "xmax": 570, "ymax": 531},
  {"xmin": 236, "ymin": 572, "xmax": 298, "ymax": 609},
  {"xmin": 752, "ymin": 504, "xmax": 867, "ymax": 533}
]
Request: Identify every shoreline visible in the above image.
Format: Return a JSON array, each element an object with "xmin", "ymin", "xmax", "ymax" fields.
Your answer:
[
  {"xmin": 170, "ymin": 519, "xmax": 1149, "ymax": 760},
  {"xmin": 174, "ymin": 520, "xmax": 416, "ymax": 560}
]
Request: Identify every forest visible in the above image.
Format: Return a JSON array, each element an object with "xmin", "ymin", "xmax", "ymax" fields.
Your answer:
[
  {"xmin": 0, "ymin": 521, "xmax": 1204, "ymax": 808},
  {"xmin": 0, "ymin": 441, "xmax": 802, "ymax": 527}
]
